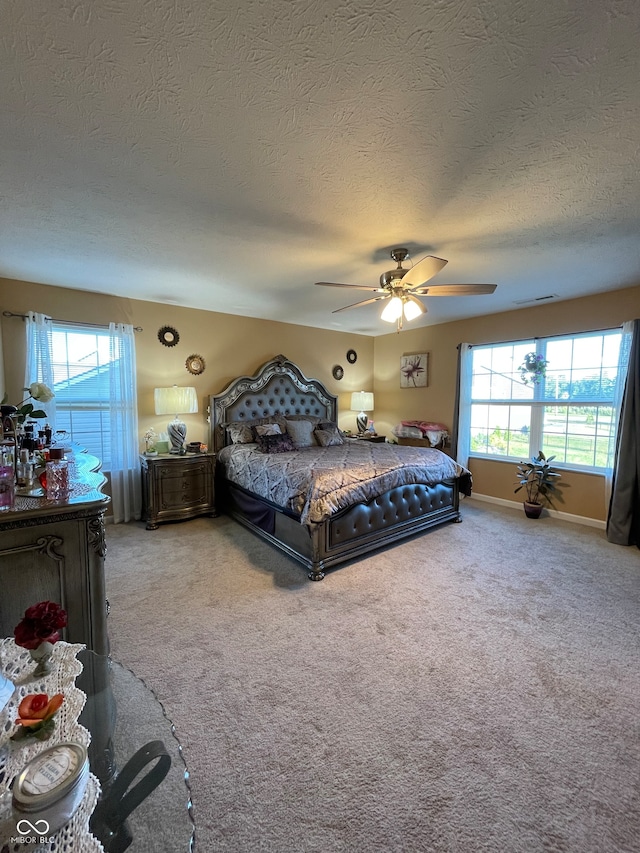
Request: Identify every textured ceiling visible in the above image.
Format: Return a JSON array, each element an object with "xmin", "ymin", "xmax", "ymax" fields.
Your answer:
[{"xmin": 2, "ymin": 0, "xmax": 639, "ymax": 335}]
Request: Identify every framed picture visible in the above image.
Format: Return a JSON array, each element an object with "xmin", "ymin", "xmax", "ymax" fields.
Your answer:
[{"xmin": 400, "ymin": 353, "xmax": 428, "ymax": 388}]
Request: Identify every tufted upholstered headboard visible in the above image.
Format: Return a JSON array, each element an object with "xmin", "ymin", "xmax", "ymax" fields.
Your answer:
[{"xmin": 208, "ymin": 355, "xmax": 338, "ymax": 453}]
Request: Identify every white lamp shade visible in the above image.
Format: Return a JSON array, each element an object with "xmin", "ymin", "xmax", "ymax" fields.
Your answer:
[
  {"xmin": 154, "ymin": 386, "xmax": 198, "ymax": 416},
  {"xmin": 351, "ymin": 391, "xmax": 374, "ymax": 412},
  {"xmin": 403, "ymin": 295, "xmax": 426, "ymax": 321},
  {"xmin": 381, "ymin": 296, "xmax": 403, "ymax": 323}
]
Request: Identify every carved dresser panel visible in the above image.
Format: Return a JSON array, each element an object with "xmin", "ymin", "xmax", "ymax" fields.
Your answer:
[{"xmin": 0, "ymin": 451, "xmax": 110, "ymax": 655}]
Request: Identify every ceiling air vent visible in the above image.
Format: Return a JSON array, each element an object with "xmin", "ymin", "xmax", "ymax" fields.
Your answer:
[{"xmin": 513, "ymin": 294, "xmax": 559, "ymax": 306}]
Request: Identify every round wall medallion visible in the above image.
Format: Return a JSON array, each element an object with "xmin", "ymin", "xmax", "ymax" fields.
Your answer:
[
  {"xmin": 158, "ymin": 326, "xmax": 179, "ymax": 347},
  {"xmin": 346, "ymin": 349, "xmax": 357, "ymax": 364},
  {"xmin": 186, "ymin": 354, "xmax": 206, "ymax": 375},
  {"xmin": 332, "ymin": 365, "xmax": 344, "ymax": 380}
]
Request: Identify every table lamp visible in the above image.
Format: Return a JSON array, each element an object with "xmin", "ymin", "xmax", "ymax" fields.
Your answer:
[
  {"xmin": 351, "ymin": 391, "xmax": 374, "ymax": 434},
  {"xmin": 154, "ymin": 386, "xmax": 198, "ymax": 454}
]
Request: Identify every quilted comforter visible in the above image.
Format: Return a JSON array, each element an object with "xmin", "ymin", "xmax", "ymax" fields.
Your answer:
[{"xmin": 217, "ymin": 440, "xmax": 471, "ymax": 526}]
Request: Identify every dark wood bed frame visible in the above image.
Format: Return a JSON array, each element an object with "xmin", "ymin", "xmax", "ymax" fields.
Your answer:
[{"xmin": 209, "ymin": 355, "xmax": 463, "ymax": 581}]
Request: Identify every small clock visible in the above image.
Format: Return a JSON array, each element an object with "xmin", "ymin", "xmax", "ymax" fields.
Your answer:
[
  {"xmin": 346, "ymin": 349, "xmax": 357, "ymax": 364},
  {"xmin": 158, "ymin": 326, "xmax": 179, "ymax": 347},
  {"xmin": 186, "ymin": 354, "xmax": 206, "ymax": 375},
  {"xmin": 332, "ymin": 365, "xmax": 344, "ymax": 381}
]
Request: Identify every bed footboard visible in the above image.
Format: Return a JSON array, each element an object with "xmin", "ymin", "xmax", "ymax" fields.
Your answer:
[{"xmin": 221, "ymin": 479, "xmax": 461, "ymax": 581}]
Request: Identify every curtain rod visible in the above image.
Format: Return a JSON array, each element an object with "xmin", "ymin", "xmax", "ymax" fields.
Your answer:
[
  {"xmin": 2, "ymin": 311, "xmax": 143, "ymax": 332},
  {"xmin": 460, "ymin": 324, "xmax": 622, "ymax": 349}
]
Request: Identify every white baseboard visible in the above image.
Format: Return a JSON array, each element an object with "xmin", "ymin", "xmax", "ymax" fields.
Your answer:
[{"xmin": 468, "ymin": 492, "xmax": 606, "ymax": 530}]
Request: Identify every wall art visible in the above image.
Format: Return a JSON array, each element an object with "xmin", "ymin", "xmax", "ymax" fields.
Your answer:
[
  {"xmin": 158, "ymin": 326, "xmax": 179, "ymax": 347},
  {"xmin": 186, "ymin": 354, "xmax": 206, "ymax": 375},
  {"xmin": 400, "ymin": 353, "xmax": 428, "ymax": 388}
]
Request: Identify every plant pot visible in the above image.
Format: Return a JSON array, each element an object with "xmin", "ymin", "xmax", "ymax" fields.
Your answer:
[{"xmin": 523, "ymin": 501, "xmax": 543, "ymax": 519}]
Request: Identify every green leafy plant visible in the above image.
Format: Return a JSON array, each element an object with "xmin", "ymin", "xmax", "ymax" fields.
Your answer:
[{"xmin": 514, "ymin": 451, "xmax": 561, "ymax": 506}]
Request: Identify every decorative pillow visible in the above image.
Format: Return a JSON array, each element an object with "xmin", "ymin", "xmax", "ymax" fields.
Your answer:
[
  {"xmin": 227, "ymin": 424, "xmax": 254, "ymax": 444},
  {"xmin": 253, "ymin": 423, "xmax": 282, "ymax": 437},
  {"xmin": 315, "ymin": 428, "xmax": 344, "ymax": 447},
  {"xmin": 285, "ymin": 418, "xmax": 316, "ymax": 447},
  {"xmin": 225, "ymin": 415, "xmax": 287, "ymax": 444},
  {"xmin": 317, "ymin": 420, "xmax": 343, "ymax": 435},
  {"xmin": 286, "ymin": 414, "xmax": 324, "ymax": 426},
  {"xmin": 256, "ymin": 433, "xmax": 296, "ymax": 454}
]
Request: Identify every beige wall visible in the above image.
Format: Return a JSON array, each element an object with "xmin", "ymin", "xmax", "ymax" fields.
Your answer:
[
  {"xmin": 0, "ymin": 278, "xmax": 374, "ymax": 446},
  {"xmin": 374, "ymin": 284, "xmax": 640, "ymax": 521},
  {"xmin": 2, "ymin": 276, "xmax": 637, "ymax": 522}
]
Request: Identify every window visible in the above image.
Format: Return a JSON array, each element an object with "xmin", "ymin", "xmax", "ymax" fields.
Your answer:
[
  {"xmin": 468, "ymin": 330, "xmax": 622, "ymax": 471},
  {"xmin": 50, "ymin": 324, "xmax": 119, "ymax": 467},
  {"xmin": 26, "ymin": 312, "xmax": 140, "ymax": 522}
]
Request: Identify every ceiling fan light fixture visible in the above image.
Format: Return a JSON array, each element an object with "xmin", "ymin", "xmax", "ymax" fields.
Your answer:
[
  {"xmin": 316, "ymin": 246, "xmax": 496, "ymax": 330},
  {"xmin": 381, "ymin": 296, "xmax": 403, "ymax": 323},
  {"xmin": 403, "ymin": 295, "xmax": 426, "ymax": 321}
]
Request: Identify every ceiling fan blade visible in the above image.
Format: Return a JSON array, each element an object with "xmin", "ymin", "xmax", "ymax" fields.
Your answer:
[
  {"xmin": 401, "ymin": 255, "xmax": 448, "ymax": 288},
  {"xmin": 332, "ymin": 295, "xmax": 389, "ymax": 313},
  {"xmin": 316, "ymin": 281, "xmax": 384, "ymax": 292},
  {"xmin": 412, "ymin": 283, "xmax": 498, "ymax": 296}
]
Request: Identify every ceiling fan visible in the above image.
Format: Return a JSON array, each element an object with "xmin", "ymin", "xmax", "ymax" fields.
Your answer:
[{"xmin": 315, "ymin": 248, "xmax": 497, "ymax": 329}]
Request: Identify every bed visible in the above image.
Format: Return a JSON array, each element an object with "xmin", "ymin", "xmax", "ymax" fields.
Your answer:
[{"xmin": 209, "ymin": 355, "xmax": 471, "ymax": 581}]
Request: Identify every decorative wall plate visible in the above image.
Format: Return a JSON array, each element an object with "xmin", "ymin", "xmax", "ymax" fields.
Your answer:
[
  {"xmin": 158, "ymin": 326, "xmax": 179, "ymax": 347},
  {"xmin": 186, "ymin": 354, "xmax": 206, "ymax": 375},
  {"xmin": 346, "ymin": 349, "xmax": 357, "ymax": 364},
  {"xmin": 332, "ymin": 365, "xmax": 344, "ymax": 380}
]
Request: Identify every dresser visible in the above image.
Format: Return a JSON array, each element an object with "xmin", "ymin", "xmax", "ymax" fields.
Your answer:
[
  {"xmin": 0, "ymin": 450, "xmax": 110, "ymax": 655},
  {"xmin": 140, "ymin": 452, "xmax": 216, "ymax": 529}
]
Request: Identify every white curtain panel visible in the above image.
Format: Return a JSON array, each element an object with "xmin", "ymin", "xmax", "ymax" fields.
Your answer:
[
  {"xmin": 24, "ymin": 312, "xmax": 57, "ymax": 427},
  {"xmin": 24, "ymin": 314, "xmax": 141, "ymax": 524},
  {"xmin": 604, "ymin": 320, "xmax": 634, "ymax": 511},
  {"xmin": 456, "ymin": 343, "xmax": 473, "ymax": 468},
  {"xmin": 108, "ymin": 323, "xmax": 141, "ymax": 524}
]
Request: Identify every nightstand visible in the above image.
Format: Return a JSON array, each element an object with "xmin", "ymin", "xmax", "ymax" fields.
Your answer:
[
  {"xmin": 140, "ymin": 453, "xmax": 216, "ymax": 530},
  {"xmin": 347, "ymin": 434, "xmax": 387, "ymax": 443}
]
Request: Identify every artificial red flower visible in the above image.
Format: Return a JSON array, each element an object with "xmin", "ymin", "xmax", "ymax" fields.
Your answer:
[
  {"xmin": 15, "ymin": 693, "xmax": 64, "ymax": 727},
  {"xmin": 13, "ymin": 600, "xmax": 67, "ymax": 650}
]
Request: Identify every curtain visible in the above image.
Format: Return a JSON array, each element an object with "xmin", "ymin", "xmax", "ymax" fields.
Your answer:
[
  {"xmin": 606, "ymin": 319, "xmax": 640, "ymax": 547},
  {"xmin": 604, "ymin": 321, "xmax": 634, "ymax": 510},
  {"xmin": 24, "ymin": 312, "xmax": 57, "ymax": 427},
  {"xmin": 24, "ymin": 315, "xmax": 141, "ymax": 524},
  {"xmin": 109, "ymin": 323, "xmax": 141, "ymax": 524},
  {"xmin": 453, "ymin": 343, "xmax": 473, "ymax": 467}
]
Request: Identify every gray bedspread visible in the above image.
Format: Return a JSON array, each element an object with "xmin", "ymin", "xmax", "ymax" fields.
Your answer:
[{"xmin": 217, "ymin": 440, "xmax": 471, "ymax": 525}]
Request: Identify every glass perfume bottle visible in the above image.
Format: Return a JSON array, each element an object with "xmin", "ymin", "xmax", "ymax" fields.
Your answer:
[
  {"xmin": 0, "ymin": 452, "xmax": 15, "ymax": 511},
  {"xmin": 45, "ymin": 448, "xmax": 69, "ymax": 500}
]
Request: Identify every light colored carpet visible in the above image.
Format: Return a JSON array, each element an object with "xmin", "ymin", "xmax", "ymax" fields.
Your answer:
[{"xmin": 104, "ymin": 501, "xmax": 640, "ymax": 853}]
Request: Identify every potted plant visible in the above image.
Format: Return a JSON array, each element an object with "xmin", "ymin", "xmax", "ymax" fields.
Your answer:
[
  {"xmin": 518, "ymin": 352, "xmax": 547, "ymax": 385},
  {"xmin": 514, "ymin": 451, "xmax": 561, "ymax": 518}
]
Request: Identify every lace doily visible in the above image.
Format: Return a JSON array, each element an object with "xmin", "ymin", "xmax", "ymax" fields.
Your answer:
[{"xmin": 0, "ymin": 640, "xmax": 104, "ymax": 852}]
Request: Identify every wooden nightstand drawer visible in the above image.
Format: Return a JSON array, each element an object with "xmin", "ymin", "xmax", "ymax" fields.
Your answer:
[{"xmin": 141, "ymin": 453, "xmax": 216, "ymax": 529}]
